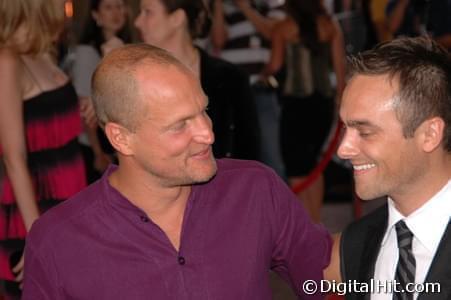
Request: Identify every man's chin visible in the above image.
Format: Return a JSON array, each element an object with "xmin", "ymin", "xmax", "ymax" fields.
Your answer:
[
  {"xmin": 195, "ymin": 160, "xmax": 217, "ymax": 183},
  {"xmin": 355, "ymin": 188, "xmax": 384, "ymax": 201}
]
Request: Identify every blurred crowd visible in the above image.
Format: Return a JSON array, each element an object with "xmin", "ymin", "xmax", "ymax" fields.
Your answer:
[{"xmin": 0, "ymin": 0, "xmax": 450, "ymax": 298}]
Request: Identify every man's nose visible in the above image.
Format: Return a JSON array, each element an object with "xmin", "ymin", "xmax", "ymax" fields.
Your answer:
[
  {"xmin": 337, "ymin": 130, "xmax": 359, "ymax": 160},
  {"xmin": 193, "ymin": 114, "xmax": 214, "ymax": 145}
]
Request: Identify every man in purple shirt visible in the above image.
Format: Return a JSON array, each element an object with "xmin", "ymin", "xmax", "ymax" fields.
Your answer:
[{"xmin": 22, "ymin": 44, "xmax": 332, "ymax": 299}]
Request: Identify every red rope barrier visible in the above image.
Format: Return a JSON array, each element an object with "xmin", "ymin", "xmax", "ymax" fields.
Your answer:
[
  {"xmin": 291, "ymin": 121, "xmax": 343, "ymax": 194},
  {"xmin": 289, "ymin": 121, "xmax": 364, "ymax": 220}
]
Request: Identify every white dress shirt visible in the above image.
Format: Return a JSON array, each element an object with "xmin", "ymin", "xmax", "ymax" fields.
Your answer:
[{"xmin": 371, "ymin": 180, "xmax": 451, "ymax": 300}]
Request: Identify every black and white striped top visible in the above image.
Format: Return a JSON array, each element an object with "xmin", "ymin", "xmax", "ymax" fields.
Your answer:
[{"xmin": 219, "ymin": 0, "xmax": 285, "ymax": 82}]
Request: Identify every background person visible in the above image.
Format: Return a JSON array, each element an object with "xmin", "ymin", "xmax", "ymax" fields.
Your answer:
[
  {"xmin": 72, "ymin": 0, "xmax": 132, "ymax": 182},
  {"xmin": 385, "ymin": 0, "xmax": 423, "ymax": 38},
  {"xmin": 261, "ymin": 0, "xmax": 346, "ymax": 222},
  {"xmin": 0, "ymin": 0, "xmax": 86, "ymax": 297},
  {"xmin": 210, "ymin": 0, "xmax": 286, "ymax": 177}
]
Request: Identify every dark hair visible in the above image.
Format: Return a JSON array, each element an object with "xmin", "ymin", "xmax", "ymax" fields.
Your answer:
[
  {"xmin": 79, "ymin": 0, "xmax": 132, "ymax": 55},
  {"xmin": 159, "ymin": 0, "xmax": 211, "ymax": 39},
  {"xmin": 348, "ymin": 37, "xmax": 451, "ymax": 152},
  {"xmin": 285, "ymin": 0, "xmax": 328, "ymax": 52}
]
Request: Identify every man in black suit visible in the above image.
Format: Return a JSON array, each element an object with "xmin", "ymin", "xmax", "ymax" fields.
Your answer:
[{"xmin": 337, "ymin": 36, "xmax": 451, "ymax": 299}]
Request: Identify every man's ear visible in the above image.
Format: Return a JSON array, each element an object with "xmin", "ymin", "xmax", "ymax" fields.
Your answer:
[
  {"xmin": 170, "ymin": 8, "xmax": 186, "ymax": 29},
  {"xmin": 104, "ymin": 122, "xmax": 134, "ymax": 156},
  {"xmin": 417, "ymin": 117, "xmax": 445, "ymax": 153}
]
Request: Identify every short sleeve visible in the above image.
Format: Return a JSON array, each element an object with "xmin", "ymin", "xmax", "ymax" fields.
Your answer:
[
  {"xmin": 22, "ymin": 232, "xmax": 62, "ymax": 299},
  {"xmin": 267, "ymin": 170, "xmax": 332, "ymax": 299}
]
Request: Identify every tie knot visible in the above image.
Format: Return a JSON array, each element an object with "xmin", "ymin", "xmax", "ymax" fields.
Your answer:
[{"xmin": 395, "ymin": 220, "xmax": 413, "ymax": 249}]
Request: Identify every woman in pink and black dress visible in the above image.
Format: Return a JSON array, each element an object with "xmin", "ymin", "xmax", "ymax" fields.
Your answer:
[{"xmin": 0, "ymin": 0, "xmax": 86, "ymax": 298}]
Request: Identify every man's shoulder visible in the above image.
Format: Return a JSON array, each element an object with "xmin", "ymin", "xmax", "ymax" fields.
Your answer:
[
  {"xmin": 343, "ymin": 201, "xmax": 388, "ymax": 236},
  {"xmin": 216, "ymin": 158, "xmax": 273, "ymax": 175},
  {"xmin": 27, "ymin": 181, "xmax": 103, "ymax": 248},
  {"xmin": 212, "ymin": 159, "xmax": 279, "ymax": 187},
  {"xmin": 340, "ymin": 202, "xmax": 388, "ymax": 281},
  {"xmin": 204, "ymin": 159, "xmax": 293, "ymax": 214}
]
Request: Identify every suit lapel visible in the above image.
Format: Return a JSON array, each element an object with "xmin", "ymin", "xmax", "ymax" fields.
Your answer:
[
  {"xmin": 360, "ymin": 217, "xmax": 387, "ymax": 279},
  {"xmin": 359, "ymin": 206, "xmax": 388, "ymax": 300},
  {"xmin": 418, "ymin": 220, "xmax": 451, "ymax": 299}
]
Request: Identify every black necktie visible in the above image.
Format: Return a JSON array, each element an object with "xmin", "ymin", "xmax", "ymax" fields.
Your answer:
[{"xmin": 393, "ymin": 220, "xmax": 416, "ymax": 300}]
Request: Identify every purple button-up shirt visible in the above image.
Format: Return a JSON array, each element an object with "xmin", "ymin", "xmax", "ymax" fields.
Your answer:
[{"xmin": 23, "ymin": 159, "xmax": 331, "ymax": 299}]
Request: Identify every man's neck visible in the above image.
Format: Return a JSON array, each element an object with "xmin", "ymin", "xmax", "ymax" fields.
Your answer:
[
  {"xmin": 392, "ymin": 158, "xmax": 451, "ymax": 216},
  {"xmin": 108, "ymin": 164, "xmax": 191, "ymax": 221},
  {"xmin": 163, "ymin": 37, "xmax": 200, "ymax": 76},
  {"xmin": 109, "ymin": 164, "xmax": 191, "ymax": 251}
]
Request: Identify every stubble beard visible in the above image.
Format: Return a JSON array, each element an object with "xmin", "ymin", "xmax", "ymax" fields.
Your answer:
[{"xmin": 163, "ymin": 156, "xmax": 218, "ymax": 187}]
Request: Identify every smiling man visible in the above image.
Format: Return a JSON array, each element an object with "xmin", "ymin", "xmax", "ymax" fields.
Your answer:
[
  {"xmin": 21, "ymin": 44, "xmax": 331, "ymax": 299},
  {"xmin": 338, "ymin": 37, "xmax": 451, "ymax": 299}
]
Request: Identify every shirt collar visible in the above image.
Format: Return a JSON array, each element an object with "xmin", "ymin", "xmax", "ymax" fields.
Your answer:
[
  {"xmin": 101, "ymin": 164, "xmax": 143, "ymax": 215},
  {"xmin": 100, "ymin": 164, "xmax": 199, "ymax": 217},
  {"xmin": 382, "ymin": 180, "xmax": 451, "ymax": 253}
]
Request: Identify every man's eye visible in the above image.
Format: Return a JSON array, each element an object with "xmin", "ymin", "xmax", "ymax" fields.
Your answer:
[{"xmin": 172, "ymin": 122, "xmax": 186, "ymax": 131}]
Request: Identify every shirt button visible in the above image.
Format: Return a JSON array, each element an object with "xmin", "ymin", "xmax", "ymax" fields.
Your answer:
[
  {"xmin": 178, "ymin": 256, "xmax": 186, "ymax": 265},
  {"xmin": 140, "ymin": 216, "xmax": 149, "ymax": 222}
]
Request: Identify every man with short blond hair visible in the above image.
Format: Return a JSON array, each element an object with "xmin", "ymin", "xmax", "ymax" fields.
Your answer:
[{"xmin": 23, "ymin": 44, "xmax": 331, "ymax": 299}]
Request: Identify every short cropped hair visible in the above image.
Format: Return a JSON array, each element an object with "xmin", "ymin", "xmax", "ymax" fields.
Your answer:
[
  {"xmin": 347, "ymin": 37, "xmax": 451, "ymax": 152},
  {"xmin": 91, "ymin": 43, "xmax": 189, "ymax": 131},
  {"xmin": 0, "ymin": 0, "xmax": 64, "ymax": 54}
]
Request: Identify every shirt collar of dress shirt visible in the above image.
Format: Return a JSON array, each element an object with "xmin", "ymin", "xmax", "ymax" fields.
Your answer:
[{"xmin": 381, "ymin": 180, "xmax": 451, "ymax": 254}]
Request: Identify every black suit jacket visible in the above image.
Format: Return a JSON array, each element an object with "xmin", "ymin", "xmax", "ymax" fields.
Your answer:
[
  {"xmin": 199, "ymin": 49, "xmax": 260, "ymax": 160},
  {"xmin": 341, "ymin": 203, "xmax": 451, "ymax": 299}
]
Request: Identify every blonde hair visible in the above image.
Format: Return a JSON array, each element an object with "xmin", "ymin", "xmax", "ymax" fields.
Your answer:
[
  {"xmin": 0, "ymin": 0, "xmax": 65, "ymax": 54},
  {"xmin": 92, "ymin": 44, "xmax": 189, "ymax": 131}
]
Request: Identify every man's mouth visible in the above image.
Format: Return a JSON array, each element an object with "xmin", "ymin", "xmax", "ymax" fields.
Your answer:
[
  {"xmin": 192, "ymin": 147, "xmax": 211, "ymax": 159},
  {"xmin": 353, "ymin": 163, "xmax": 376, "ymax": 171}
]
